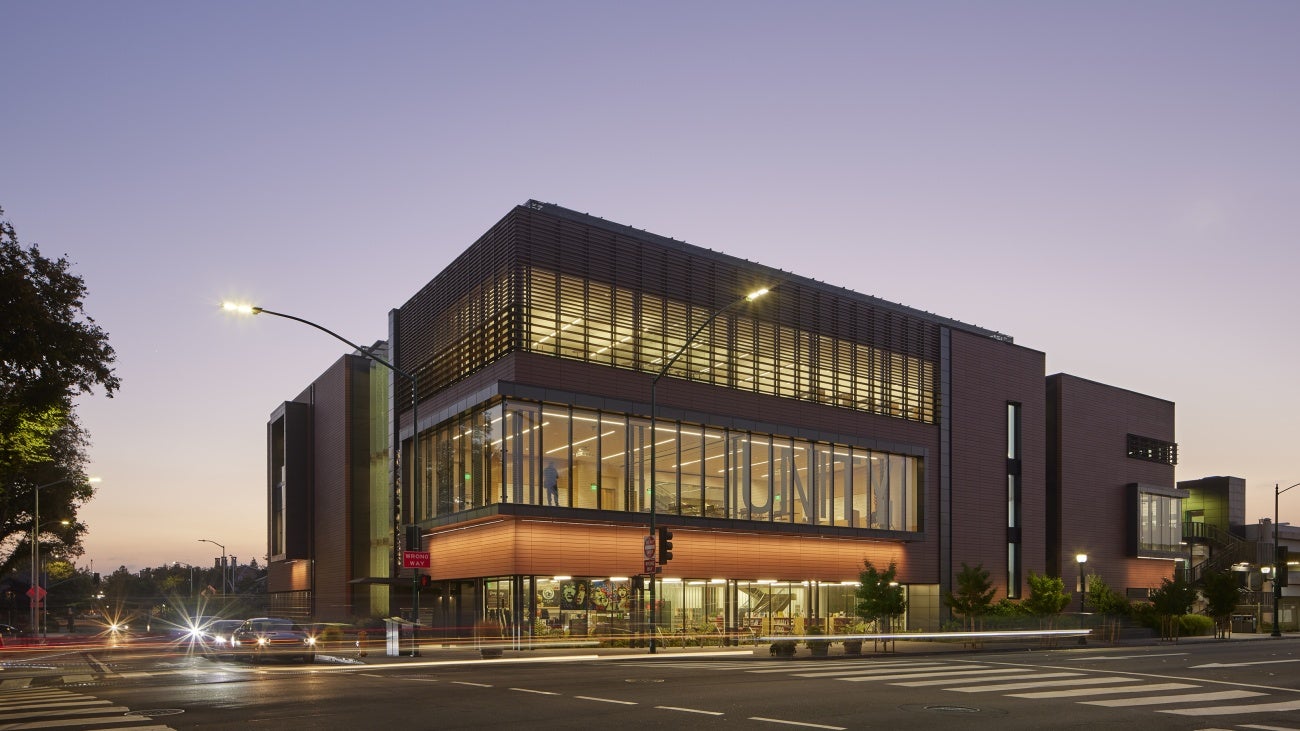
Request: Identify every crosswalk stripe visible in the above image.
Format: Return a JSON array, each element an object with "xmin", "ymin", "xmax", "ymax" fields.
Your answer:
[
  {"xmin": 0, "ymin": 704, "xmax": 130, "ymax": 721},
  {"xmin": 952, "ymin": 676, "xmax": 1141, "ymax": 693},
  {"xmin": 1159, "ymin": 698, "xmax": 1300, "ymax": 716},
  {"xmin": 1008, "ymin": 682, "xmax": 1199, "ymax": 699},
  {"xmin": 750, "ymin": 661, "xmax": 950, "ymax": 675},
  {"xmin": 0, "ymin": 700, "xmax": 111, "ymax": 713},
  {"xmin": 0, "ymin": 691, "xmax": 79, "ymax": 703},
  {"xmin": 1083, "ymin": 690, "xmax": 1266, "ymax": 707},
  {"xmin": 797, "ymin": 664, "xmax": 983, "ymax": 679},
  {"xmin": 748, "ymin": 658, "xmax": 930, "ymax": 676},
  {"xmin": 837, "ymin": 668, "xmax": 1064, "ymax": 683},
  {"xmin": 0, "ymin": 714, "xmax": 165, "ymax": 729},
  {"xmin": 892, "ymin": 671, "xmax": 1072, "ymax": 687}
]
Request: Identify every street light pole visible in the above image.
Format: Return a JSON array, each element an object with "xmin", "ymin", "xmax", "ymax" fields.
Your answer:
[
  {"xmin": 29, "ymin": 477, "xmax": 97, "ymax": 638},
  {"xmin": 223, "ymin": 302, "xmax": 423, "ymax": 650},
  {"xmin": 647, "ymin": 287, "xmax": 769, "ymax": 653},
  {"xmin": 199, "ymin": 539, "xmax": 227, "ymax": 594},
  {"xmin": 1273, "ymin": 482, "xmax": 1299, "ymax": 638}
]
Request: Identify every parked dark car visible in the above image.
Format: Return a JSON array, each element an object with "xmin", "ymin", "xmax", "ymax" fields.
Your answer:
[{"xmin": 232, "ymin": 617, "xmax": 316, "ymax": 663}]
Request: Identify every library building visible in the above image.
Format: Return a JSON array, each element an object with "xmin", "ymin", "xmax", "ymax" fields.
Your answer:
[{"xmin": 263, "ymin": 200, "xmax": 1183, "ymax": 638}]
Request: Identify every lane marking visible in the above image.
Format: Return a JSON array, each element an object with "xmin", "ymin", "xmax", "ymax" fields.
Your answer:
[
  {"xmin": 1084, "ymin": 690, "xmax": 1266, "ymax": 707},
  {"xmin": 510, "ymin": 688, "xmax": 559, "ymax": 695},
  {"xmin": 452, "ymin": 681, "xmax": 492, "ymax": 687},
  {"xmin": 750, "ymin": 717, "xmax": 847, "ymax": 730},
  {"xmin": 575, "ymin": 696, "xmax": 637, "ymax": 705},
  {"xmin": 1008, "ymin": 682, "xmax": 1199, "ymax": 699},
  {"xmin": 656, "ymin": 705, "xmax": 725, "ymax": 715}
]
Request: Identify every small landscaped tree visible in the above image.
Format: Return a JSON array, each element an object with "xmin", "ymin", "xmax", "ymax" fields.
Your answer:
[
  {"xmin": 1199, "ymin": 569, "xmax": 1240, "ymax": 639},
  {"xmin": 1021, "ymin": 572, "xmax": 1070, "ymax": 629},
  {"xmin": 1085, "ymin": 574, "xmax": 1130, "ymax": 642},
  {"xmin": 944, "ymin": 562, "xmax": 996, "ymax": 631},
  {"xmin": 856, "ymin": 559, "xmax": 907, "ymax": 632},
  {"xmin": 1148, "ymin": 575, "xmax": 1197, "ymax": 642}
]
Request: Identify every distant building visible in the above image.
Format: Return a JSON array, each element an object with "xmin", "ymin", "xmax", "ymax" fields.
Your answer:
[{"xmin": 265, "ymin": 200, "xmax": 1183, "ymax": 632}]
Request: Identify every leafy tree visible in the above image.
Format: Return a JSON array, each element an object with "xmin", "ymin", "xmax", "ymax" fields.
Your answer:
[
  {"xmin": 855, "ymin": 559, "xmax": 907, "ymax": 632},
  {"xmin": 1086, "ymin": 574, "xmax": 1130, "ymax": 642},
  {"xmin": 1021, "ymin": 571, "xmax": 1070, "ymax": 628},
  {"xmin": 1199, "ymin": 569, "xmax": 1240, "ymax": 639},
  {"xmin": 1149, "ymin": 575, "xmax": 1197, "ymax": 641},
  {"xmin": 944, "ymin": 562, "xmax": 996, "ymax": 631},
  {"xmin": 1, "ymin": 206, "xmax": 118, "ymax": 573}
]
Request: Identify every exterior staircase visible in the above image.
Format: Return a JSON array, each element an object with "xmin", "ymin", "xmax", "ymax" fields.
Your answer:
[{"xmin": 1183, "ymin": 521, "xmax": 1255, "ymax": 584}]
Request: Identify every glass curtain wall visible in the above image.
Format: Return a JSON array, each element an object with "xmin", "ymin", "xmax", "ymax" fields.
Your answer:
[
  {"xmin": 415, "ymin": 399, "xmax": 922, "ymax": 532},
  {"xmin": 525, "ymin": 269, "xmax": 936, "ymax": 425}
]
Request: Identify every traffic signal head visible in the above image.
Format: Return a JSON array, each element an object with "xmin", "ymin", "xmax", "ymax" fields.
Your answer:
[
  {"xmin": 419, "ymin": 574, "xmax": 431, "ymax": 589},
  {"xmin": 1279, "ymin": 547, "xmax": 1290, "ymax": 588},
  {"xmin": 658, "ymin": 527, "xmax": 674, "ymax": 564}
]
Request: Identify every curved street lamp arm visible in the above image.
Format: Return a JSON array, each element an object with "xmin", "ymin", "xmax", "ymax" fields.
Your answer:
[
  {"xmin": 251, "ymin": 307, "xmax": 416, "ymax": 383},
  {"xmin": 652, "ymin": 288, "xmax": 772, "ymax": 386}
]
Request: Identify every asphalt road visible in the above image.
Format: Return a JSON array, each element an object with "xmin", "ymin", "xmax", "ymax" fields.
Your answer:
[{"xmin": 2, "ymin": 637, "xmax": 1298, "ymax": 730}]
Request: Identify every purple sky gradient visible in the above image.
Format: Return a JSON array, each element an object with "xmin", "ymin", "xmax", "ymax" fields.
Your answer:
[{"xmin": 4, "ymin": 2, "xmax": 1298, "ymax": 572}]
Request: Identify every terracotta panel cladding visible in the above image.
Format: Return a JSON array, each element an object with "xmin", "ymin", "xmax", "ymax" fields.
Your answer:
[
  {"xmin": 308, "ymin": 358, "xmax": 352, "ymax": 620},
  {"xmin": 429, "ymin": 518, "xmax": 915, "ymax": 583},
  {"xmin": 1050, "ymin": 374, "xmax": 1176, "ymax": 596},
  {"xmin": 949, "ymin": 330, "xmax": 1047, "ymax": 598}
]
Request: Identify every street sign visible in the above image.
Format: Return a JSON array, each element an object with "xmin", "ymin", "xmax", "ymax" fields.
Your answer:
[
  {"xmin": 26, "ymin": 586, "xmax": 46, "ymax": 601},
  {"xmin": 402, "ymin": 551, "xmax": 431, "ymax": 569},
  {"xmin": 643, "ymin": 535, "xmax": 656, "ymax": 559},
  {"xmin": 644, "ymin": 559, "xmax": 656, "ymax": 574}
]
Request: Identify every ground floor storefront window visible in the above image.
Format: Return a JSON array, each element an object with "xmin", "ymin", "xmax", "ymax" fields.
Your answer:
[{"xmin": 417, "ymin": 576, "xmax": 928, "ymax": 642}]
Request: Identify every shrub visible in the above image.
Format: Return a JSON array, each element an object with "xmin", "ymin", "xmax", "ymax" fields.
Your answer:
[{"xmin": 1179, "ymin": 614, "xmax": 1214, "ymax": 636}]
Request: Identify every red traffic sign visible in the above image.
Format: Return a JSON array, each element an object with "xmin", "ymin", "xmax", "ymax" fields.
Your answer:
[
  {"xmin": 402, "ymin": 550, "xmax": 431, "ymax": 569},
  {"xmin": 26, "ymin": 586, "xmax": 47, "ymax": 600},
  {"xmin": 644, "ymin": 558, "xmax": 657, "ymax": 574},
  {"xmin": 643, "ymin": 535, "xmax": 656, "ymax": 559}
]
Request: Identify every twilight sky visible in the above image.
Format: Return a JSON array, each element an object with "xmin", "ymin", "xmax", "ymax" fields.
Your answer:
[{"xmin": 3, "ymin": 2, "xmax": 1298, "ymax": 573}]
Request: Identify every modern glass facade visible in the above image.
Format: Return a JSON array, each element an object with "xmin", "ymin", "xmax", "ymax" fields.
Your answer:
[
  {"xmin": 1138, "ymin": 491, "xmax": 1183, "ymax": 554},
  {"xmin": 471, "ymin": 575, "xmax": 876, "ymax": 643},
  {"xmin": 414, "ymin": 398, "xmax": 921, "ymax": 531},
  {"xmin": 525, "ymin": 269, "xmax": 936, "ymax": 423}
]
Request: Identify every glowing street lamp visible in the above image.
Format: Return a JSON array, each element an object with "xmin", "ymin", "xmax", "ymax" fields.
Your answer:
[
  {"xmin": 647, "ymin": 287, "xmax": 770, "ymax": 653},
  {"xmin": 1076, "ymin": 553, "xmax": 1088, "ymax": 611}
]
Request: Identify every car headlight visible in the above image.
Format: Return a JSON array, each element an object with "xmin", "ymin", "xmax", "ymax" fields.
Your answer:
[
  {"xmin": 306, "ymin": 637, "xmax": 317, "ymax": 646},
  {"xmin": 257, "ymin": 637, "xmax": 269, "ymax": 646}
]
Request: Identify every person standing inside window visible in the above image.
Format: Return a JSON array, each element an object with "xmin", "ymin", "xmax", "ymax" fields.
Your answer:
[{"xmin": 544, "ymin": 461, "xmax": 560, "ymax": 506}]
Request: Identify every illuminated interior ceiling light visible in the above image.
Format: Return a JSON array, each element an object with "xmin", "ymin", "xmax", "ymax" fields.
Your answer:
[
  {"xmin": 609, "ymin": 577, "xmax": 629, "ymax": 582},
  {"xmin": 553, "ymin": 576, "xmax": 571, "ymax": 581},
  {"xmin": 662, "ymin": 577, "xmax": 682, "ymax": 583},
  {"xmin": 710, "ymin": 579, "xmax": 727, "ymax": 584}
]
